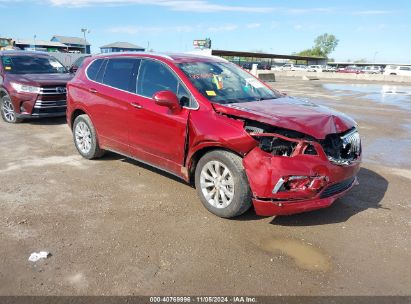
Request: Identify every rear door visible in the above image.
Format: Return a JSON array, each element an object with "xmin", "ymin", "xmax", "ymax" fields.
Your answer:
[{"xmin": 88, "ymin": 57, "xmax": 141, "ymax": 153}]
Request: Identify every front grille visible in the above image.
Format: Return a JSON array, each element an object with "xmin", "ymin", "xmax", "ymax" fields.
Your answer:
[
  {"xmin": 34, "ymin": 100, "xmax": 66, "ymax": 109},
  {"xmin": 33, "ymin": 85, "xmax": 67, "ymax": 114},
  {"xmin": 321, "ymin": 128, "xmax": 361, "ymax": 165},
  {"xmin": 320, "ymin": 177, "xmax": 355, "ymax": 198},
  {"xmin": 39, "ymin": 86, "xmax": 67, "ymax": 95}
]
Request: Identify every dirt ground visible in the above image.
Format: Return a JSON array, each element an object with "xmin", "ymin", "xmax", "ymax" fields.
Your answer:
[{"xmin": 0, "ymin": 78, "xmax": 410, "ymax": 296}]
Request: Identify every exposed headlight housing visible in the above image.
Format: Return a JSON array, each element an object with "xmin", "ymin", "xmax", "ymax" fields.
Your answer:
[
  {"xmin": 244, "ymin": 121, "xmax": 318, "ymax": 157},
  {"xmin": 272, "ymin": 175, "xmax": 329, "ymax": 200},
  {"xmin": 11, "ymin": 82, "xmax": 41, "ymax": 94},
  {"xmin": 273, "ymin": 175, "xmax": 328, "ymax": 194}
]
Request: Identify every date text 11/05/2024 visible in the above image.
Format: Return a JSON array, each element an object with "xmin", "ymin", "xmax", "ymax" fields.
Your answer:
[{"xmin": 149, "ymin": 296, "xmax": 257, "ymax": 303}]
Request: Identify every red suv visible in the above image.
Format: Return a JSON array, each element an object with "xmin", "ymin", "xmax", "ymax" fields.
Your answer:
[
  {"xmin": 67, "ymin": 53, "xmax": 361, "ymax": 218},
  {"xmin": 0, "ymin": 51, "xmax": 72, "ymax": 123}
]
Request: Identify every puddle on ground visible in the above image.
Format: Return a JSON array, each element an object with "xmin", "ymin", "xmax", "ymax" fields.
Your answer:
[
  {"xmin": 323, "ymin": 83, "xmax": 411, "ymax": 111},
  {"xmin": 258, "ymin": 238, "xmax": 331, "ymax": 272},
  {"xmin": 388, "ymin": 168, "xmax": 411, "ymax": 180},
  {"xmin": 365, "ymin": 138, "xmax": 411, "ymax": 168}
]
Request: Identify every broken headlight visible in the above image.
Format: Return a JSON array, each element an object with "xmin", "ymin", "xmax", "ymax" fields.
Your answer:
[
  {"xmin": 258, "ymin": 136, "xmax": 297, "ymax": 156},
  {"xmin": 245, "ymin": 121, "xmax": 317, "ymax": 157}
]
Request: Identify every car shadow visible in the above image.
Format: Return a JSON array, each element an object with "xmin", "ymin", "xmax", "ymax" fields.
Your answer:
[
  {"xmin": 269, "ymin": 167, "xmax": 388, "ymax": 226},
  {"xmin": 23, "ymin": 117, "xmax": 67, "ymax": 125},
  {"xmin": 104, "ymin": 152, "xmax": 191, "ymax": 186}
]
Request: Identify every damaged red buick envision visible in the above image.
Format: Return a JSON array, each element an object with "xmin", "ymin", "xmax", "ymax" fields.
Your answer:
[{"xmin": 67, "ymin": 53, "xmax": 361, "ymax": 218}]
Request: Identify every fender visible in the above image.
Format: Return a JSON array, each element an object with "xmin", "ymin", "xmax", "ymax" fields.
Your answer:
[
  {"xmin": 67, "ymin": 104, "xmax": 92, "ymax": 129},
  {"xmin": 0, "ymin": 87, "xmax": 9, "ymax": 97}
]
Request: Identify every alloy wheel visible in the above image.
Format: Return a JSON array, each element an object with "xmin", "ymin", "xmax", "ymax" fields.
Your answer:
[
  {"xmin": 75, "ymin": 121, "xmax": 92, "ymax": 154},
  {"xmin": 200, "ymin": 160, "xmax": 235, "ymax": 209},
  {"xmin": 2, "ymin": 97, "xmax": 16, "ymax": 122}
]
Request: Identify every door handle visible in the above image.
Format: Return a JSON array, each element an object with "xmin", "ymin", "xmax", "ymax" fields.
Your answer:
[
  {"xmin": 131, "ymin": 102, "xmax": 143, "ymax": 109},
  {"xmin": 89, "ymin": 88, "xmax": 98, "ymax": 94}
]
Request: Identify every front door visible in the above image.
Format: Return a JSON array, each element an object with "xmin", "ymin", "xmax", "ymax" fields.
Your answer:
[{"xmin": 128, "ymin": 59, "xmax": 192, "ymax": 177}]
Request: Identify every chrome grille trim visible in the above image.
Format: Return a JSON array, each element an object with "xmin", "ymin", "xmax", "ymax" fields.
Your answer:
[
  {"xmin": 39, "ymin": 86, "xmax": 67, "ymax": 95},
  {"xmin": 34, "ymin": 99, "xmax": 67, "ymax": 109}
]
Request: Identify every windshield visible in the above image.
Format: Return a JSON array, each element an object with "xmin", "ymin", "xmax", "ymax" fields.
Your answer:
[
  {"xmin": 178, "ymin": 61, "xmax": 280, "ymax": 104},
  {"xmin": 1, "ymin": 55, "xmax": 67, "ymax": 74}
]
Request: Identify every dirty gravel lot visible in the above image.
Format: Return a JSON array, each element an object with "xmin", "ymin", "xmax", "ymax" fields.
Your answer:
[{"xmin": 0, "ymin": 78, "xmax": 410, "ymax": 296}]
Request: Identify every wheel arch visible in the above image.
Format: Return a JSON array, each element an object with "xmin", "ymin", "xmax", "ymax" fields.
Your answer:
[
  {"xmin": 187, "ymin": 144, "xmax": 244, "ymax": 185},
  {"xmin": 70, "ymin": 107, "xmax": 89, "ymax": 129},
  {"xmin": 0, "ymin": 88, "xmax": 9, "ymax": 99}
]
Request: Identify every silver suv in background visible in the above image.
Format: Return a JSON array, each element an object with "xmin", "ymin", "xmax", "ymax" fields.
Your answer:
[
  {"xmin": 307, "ymin": 65, "xmax": 323, "ymax": 72},
  {"xmin": 362, "ymin": 66, "xmax": 383, "ymax": 74},
  {"xmin": 383, "ymin": 65, "xmax": 411, "ymax": 76}
]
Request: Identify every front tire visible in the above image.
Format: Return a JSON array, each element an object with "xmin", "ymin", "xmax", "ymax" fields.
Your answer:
[
  {"xmin": 195, "ymin": 150, "xmax": 252, "ymax": 218},
  {"xmin": 73, "ymin": 114, "xmax": 105, "ymax": 159},
  {"xmin": 1, "ymin": 94, "xmax": 23, "ymax": 123}
]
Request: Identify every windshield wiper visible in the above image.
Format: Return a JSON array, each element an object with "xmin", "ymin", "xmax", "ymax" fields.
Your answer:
[{"xmin": 255, "ymin": 97, "xmax": 275, "ymax": 101}]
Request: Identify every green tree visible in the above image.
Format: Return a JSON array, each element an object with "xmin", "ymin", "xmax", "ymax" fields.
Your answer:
[
  {"xmin": 354, "ymin": 58, "xmax": 367, "ymax": 63},
  {"xmin": 314, "ymin": 33, "xmax": 339, "ymax": 57},
  {"xmin": 296, "ymin": 33, "xmax": 339, "ymax": 58}
]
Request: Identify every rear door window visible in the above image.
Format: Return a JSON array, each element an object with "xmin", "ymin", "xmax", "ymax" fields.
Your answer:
[{"xmin": 102, "ymin": 58, "xmax": 140, "ymax": 93}]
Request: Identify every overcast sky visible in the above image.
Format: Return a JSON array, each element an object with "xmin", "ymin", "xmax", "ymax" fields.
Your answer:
[{"xmin": 1, "ymin": 0, "xmax": 410, "ymax": 62}]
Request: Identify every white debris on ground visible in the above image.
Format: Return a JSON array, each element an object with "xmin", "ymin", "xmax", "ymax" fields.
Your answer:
[{"xmin": 28, "ymin": 251, "xmax": 51, "ymax": 262}]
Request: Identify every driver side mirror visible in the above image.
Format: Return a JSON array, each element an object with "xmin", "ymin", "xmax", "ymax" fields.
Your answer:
[
  {"xmin": 153, "ymin": 90, "xmax": 181, "ymax": 113},
  {"xmin": 69, "ymin": 65, "xmax": 78, "ymax": 74}
]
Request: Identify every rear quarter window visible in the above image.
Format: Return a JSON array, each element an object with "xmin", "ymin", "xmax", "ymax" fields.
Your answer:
[{"xmin": 86, "ymin": 59, "xmax": 104, "ymax": 81}]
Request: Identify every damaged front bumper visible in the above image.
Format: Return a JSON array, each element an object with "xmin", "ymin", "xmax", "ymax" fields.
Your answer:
[{"xmin": 243, "ymin": 136, "xmax": 361, "ymax": 216}]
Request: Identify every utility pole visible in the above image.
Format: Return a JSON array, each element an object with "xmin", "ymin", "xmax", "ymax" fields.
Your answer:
[
  {"xmin": 81, "ymin": 28, "xmax": 90, "ymax": 54},
  {"xmin": 373, "ymin": 51, "xmax": 379, "ymax": 65}
]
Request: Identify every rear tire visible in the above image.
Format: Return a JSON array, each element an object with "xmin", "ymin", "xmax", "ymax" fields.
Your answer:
[
  {"xmin": 73, "ymin": 114, "xmax": 105, "ymax": 159},
  {"xmin": 195, "ymin": 150, "xmax": 252, "ymax": 218},
  {"xmin": 0, "ymin": 94, "xmax": 23, "ymax": 123}
]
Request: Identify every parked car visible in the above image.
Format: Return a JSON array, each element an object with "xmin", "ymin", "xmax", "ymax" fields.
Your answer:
[
  {"xmin": 0, "ymin": 51, "xmax": 73, "ymax": 123},
  {"xmin": 67, "ymin": 53, "xmax": 361, "ymax": 218},
  {"xmin": 241, "ymin": 62, "xmax": 253, "ymax": 70},
  {"xmin": 362, "ymin": 66, "xmax": 383, "ymax": 74},
  {"xmin": 322, "ymin": 65, "xmax": 336, "ymax": 72},
  {"xmin": 383, "ymin": 65, "xmax": 411, "ymax": 76},
  {"xmin": 257, "ymin": 62, "xmax": 271, "ymax": 70},
  {"xmin": 307, "ymin": 65, "xmax": 323, "ymax": 72},
  {"xmin": 271, "ymin": 65, "xmax": 283, "ymax": 71},
  {"xmin": 69, "ymin": 55, "xmax": 90, "ymax": 74},
  {"xmin": 336, "ymin": 65, "xmax": 364, "ymax": 74},
  {"xmin": 291, "ymin": 65, "xmax": 307, "ymax": 71},
  {"xmin": 280, "ymin": 63, "xmax": 295, "ymax": 71}
]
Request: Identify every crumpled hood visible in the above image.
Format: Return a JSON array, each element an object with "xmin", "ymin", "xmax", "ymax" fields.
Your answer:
[
  {"xmin": 6, "ymin": 73, "xmax": 73, "ymax": 86},
  {"xmin": 212, "ymin": 97, "xmax": 356, "ymax": 139}
]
